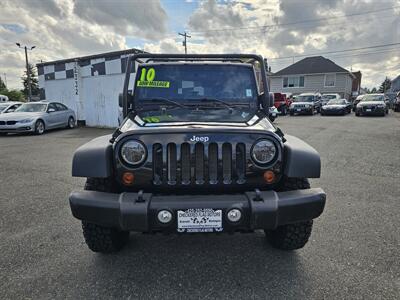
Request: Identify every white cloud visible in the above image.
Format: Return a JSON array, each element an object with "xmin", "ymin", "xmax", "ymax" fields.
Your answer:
[
  {"xmin": 0, "ymin": 0, "xmax": 168, "ymax": 89},
  {"xmin": 0, "ymin": 0, "xmax": 398, "ymax": 90}
]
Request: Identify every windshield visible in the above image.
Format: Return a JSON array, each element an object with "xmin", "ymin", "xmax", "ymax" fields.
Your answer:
[
  {"xmin": 15, "ymin": 103, "xmax": 47, "ymax": 112},
  {"xmin": 361, "ymin": 95, "xmax": 384, "ymax": 102},
  {"xmin": 0, "ymin": 104, "xmax": 9, "ymax": 112},
  {"xmin": 134, "ymin": 64, "xmax": 258, "ymax": 123},
  {"xmin": 294, "ymin": 95, "xmax": 315, "ymax": 102},
  {"xmin": 322, "ymin": 95, "xmax": 337, "ymax": 100},
  {"xmin": 327, "ymin": 99, "xmax": 346, "ymax": 105}
]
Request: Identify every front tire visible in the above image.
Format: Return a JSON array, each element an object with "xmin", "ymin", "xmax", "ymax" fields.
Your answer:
[
  {"xmin": 281, "ymin": 106, "xmax": 287, "ymax": 116},
  {"xmin": 34, "ymin": 120, "xmax": 45, "ymax": 135},
  {"xmin": 82, "ymin": 221, "xmax": 129, "ymax": 253},
  {"xmin": 266, "ymin": 221, "xmax": 313, "ymax": 250},
  {"xmin": 81, "ymin": 178, "xmax": 129, "ymax": 253},
  {"xmin": 265, "ymin": 177, "xmax": 314, "ymax": 250},
  {"xmin": 67, "ymin": 116, "xmax": 75, "ymax": 129}
]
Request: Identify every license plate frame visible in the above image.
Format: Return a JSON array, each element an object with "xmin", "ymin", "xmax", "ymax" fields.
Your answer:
[{"xmin": 177, "ymin": 208, "xmax": 223, "ymax": 233}]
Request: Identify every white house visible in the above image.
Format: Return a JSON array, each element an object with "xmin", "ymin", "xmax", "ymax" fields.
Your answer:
[
  {"xmin": 37, "ymin": 48, "xmax": 144, "ymax": 127},
  {"xmin": 269, "ymin": 56, "xmax": 356, "ymax": 99}
]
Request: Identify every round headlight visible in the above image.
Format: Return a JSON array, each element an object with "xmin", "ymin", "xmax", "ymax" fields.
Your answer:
[
  {"xmin": 120, "ymin": 140, "xmax": 147, "ymax": 166},
  {"xmin": 252, "ymin": 140, "xmax": 277, "ymax": 165}
]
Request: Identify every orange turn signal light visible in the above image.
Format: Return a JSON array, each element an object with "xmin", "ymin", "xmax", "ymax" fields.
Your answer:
[
  {"xmin": 122, "ymin": 172, "xmax": 135, "ymax": 185},
  {"xmin": 263, "ymin": 170, "xmax": 275, "ymax": 183}
]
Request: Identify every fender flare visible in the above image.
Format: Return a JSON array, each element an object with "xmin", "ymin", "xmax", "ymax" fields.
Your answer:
[
  {"xmin": 283, "ymin": 135, "xmax": 321, "ymax": 178},
  {"xmin": 72, "ymin": 135, "xmax": 113, "ymax": 178}
]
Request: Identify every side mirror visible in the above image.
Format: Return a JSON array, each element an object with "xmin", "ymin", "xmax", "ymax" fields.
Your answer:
[
  {"xmin": 118, "ymin": 93, "xmax": 123, "ymax": 108},
  {"xmin": 48, "ymin": 108, "xmax": 56, "ymax": 113}
]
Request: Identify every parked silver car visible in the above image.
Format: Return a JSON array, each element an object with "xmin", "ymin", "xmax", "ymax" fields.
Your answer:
[
  {"xmin": 0, "ymin": 102, "xmax": 22, "ymax": 114},
  {"xmin": 0, "ymin": 101, "xmax": 76, "ymax": 135}
]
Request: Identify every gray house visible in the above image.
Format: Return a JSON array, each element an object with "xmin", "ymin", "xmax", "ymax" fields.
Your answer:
[
  {"xmin": 390, "ymin": 75, "xmax": 400, "ymax": 93},
  {"xmin": 269, "ymin": 56, "xmax": 355, "ymax": 99}
]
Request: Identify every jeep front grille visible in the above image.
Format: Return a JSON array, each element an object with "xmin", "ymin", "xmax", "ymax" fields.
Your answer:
[{"xmin": 152, "ymin": 142, "xmax": 246, "ymax": 186}]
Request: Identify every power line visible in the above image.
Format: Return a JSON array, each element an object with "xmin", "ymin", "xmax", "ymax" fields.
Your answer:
[
  {"xmin": 190, "ymin": 5, "xmax": 399, "ymax": 34},
  {"xmin": 268, "ymin": 42, "xmax": 400, "ymax": 60}
]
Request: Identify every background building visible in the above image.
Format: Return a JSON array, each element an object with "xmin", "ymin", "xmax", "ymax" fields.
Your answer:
[
  {"xmin": 37, "ymin": 48, "xmax": 143, "ymax": 127},
  {"xmin": 269, "ymin": 56, "xmax": 360, "ymax": 99}
]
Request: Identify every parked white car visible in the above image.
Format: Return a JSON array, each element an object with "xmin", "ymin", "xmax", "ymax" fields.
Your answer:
[
  {"xmin": 0, "ymin": 94, "xmax": 9, "ymax": 102},
  {"xmin": 321, "ymin": 93, "xmax": 341, "ymax": 106},
  {"xmin": 0, "ymin": 102, "xmax": 22, "ymax": 114},
  {"xmin": 0, "ymin": 101, "xmax": 76, "ymax": 135}
]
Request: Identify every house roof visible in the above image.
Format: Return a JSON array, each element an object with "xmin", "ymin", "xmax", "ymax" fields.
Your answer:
[
  {"xmin": 272, "ymin": 56, "xmax": 351, "ymax": 76},
  {"xmin": 36, "ymin": 48, "xmax": 145, "ymax": 67}
]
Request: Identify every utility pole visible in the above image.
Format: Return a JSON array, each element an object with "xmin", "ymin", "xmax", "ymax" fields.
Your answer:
[
  {"xmin": 3, "ymin": 73, "xmax": 6, "ymax": 87},
  {"xmin": 179, "ymin": 32, "xmax": 191, "ymax": 54},
  {"xmin": 16, "ymin": 43, "xmax": 35, "ymax": 101}
]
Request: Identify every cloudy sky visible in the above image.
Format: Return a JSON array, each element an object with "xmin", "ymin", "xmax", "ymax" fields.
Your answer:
[{"xmin": 0, "ymin": 0, "xmax": 399, "ymax": 90}]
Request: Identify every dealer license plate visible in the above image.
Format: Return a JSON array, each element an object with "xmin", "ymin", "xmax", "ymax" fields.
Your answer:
[
  {"xmin": 177, "ymin": 208, "xmax": 223, "ymax": 233},
  {"xmin": 366, "ymin": 109, "xmax": 372, "ymax": 112}
]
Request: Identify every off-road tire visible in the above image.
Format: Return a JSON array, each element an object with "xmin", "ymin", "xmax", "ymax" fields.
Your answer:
[
  {"xmin": 266, "ymin": 220, "xmax": 313, "ymax": 250},
  {"xmin": 81, "ymin": 178, "xmax": 129, "ymax": 253},
  {"xmin": 82, "ymin": 221, "xmax": 129, "ymax": 253},
  {"xmin": 265, "ymin": 177, "xmax": 313, "ymax": 250}
]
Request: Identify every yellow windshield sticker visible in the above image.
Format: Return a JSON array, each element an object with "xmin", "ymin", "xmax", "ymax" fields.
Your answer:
[
  {"xmin": 142, "ymin": 115, "xmax": 173, "ymax": 123},
  {"xmin": 137, "ymin": 81, "xmax": 170, "ymax": 88}
]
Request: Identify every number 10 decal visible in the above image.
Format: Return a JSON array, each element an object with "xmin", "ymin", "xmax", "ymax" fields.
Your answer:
[{"xmin": 140, "ymin": 67, "xmax": 155, "ymax": 82}]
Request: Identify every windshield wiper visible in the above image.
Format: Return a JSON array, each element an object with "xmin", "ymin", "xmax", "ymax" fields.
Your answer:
[
  {"xmin": 138, "ymin": 97, "xmax": 188, "ymax": 109},
  {"xmin": 195, "ymin": 97, "xmax": 234, "ymax": 110}
]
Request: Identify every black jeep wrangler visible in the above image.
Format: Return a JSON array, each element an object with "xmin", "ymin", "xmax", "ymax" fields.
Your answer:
[{"xmin": 69, "ymin": 54, "xmax": 326, "ymax": 253}]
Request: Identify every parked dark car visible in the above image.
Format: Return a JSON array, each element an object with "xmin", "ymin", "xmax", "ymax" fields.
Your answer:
[
  {"xmin": 355, "ymin": 94, "xmax": 388, "ymax": 116},
  {"xmin": 289, "ymin": 92, "xmax": 322, "ymax": 115},
  {"xmin": 393, "ymin": 92, "xmax": 400, "ymax": 112},
  {"xmin": 68, "ymin": 54, "xmax": 326, "ymax": 254},
  {"xmin": 273, "ymin": 92, "xmax": 291, "ymax": 115},
  {"xmin": 321, "ymin": 99, "xmax": 352, "ymax": 115}
]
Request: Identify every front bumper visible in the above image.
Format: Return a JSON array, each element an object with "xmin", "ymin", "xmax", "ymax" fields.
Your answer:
[
  {"xmin": 321, "ymin": 108, "xmax": 345, "ymax": 115},
  {"xmin": 69, "ymin": 188, "xmax": 326, "ymax": 232},
  {"xmin": 357, "ymin": 107, "xmax": 385, "ymax": 115},
  {"xmin": 290, "ymin": 107, "xmax": 313, "ymax": 114},
  {"xmin": 0, "ymin": 122, "xmax": 35, "ymax": 133}
]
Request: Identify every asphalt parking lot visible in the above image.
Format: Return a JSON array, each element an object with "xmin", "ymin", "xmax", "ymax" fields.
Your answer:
[{"xmin": 1, "ymin": 113, "xmax": 399, "ymax": 299}]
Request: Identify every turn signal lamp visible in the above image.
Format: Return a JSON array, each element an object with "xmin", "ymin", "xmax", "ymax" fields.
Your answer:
[
  {"xmin": 122, "ymin": 172, "xmax": 135, "ymax": 185},
  {"xmin": 263, "ymin": 170, "xmax": 275, "ymax": 183}
]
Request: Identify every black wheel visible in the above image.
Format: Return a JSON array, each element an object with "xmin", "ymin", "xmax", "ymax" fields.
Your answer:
[
  {"xmin": 81, "ymin": 178, "xmax": 129, "ymax": 253},
  {"xmin": 265, "ymin": 177, "xmax": 314, "ymax": 250},
  {"xmin": 289, "ymin": 111, "xmax": 294, "ymax": 116},
  {"xmin": 82, "ymin": 221, "xmax": 129, "ymax": 253},
  {"xmin": 67, "ymin": 116, "xmax": 75, "ymax": 129},
  {"xmin": 355, "ymin": 111, "xmax": 360, "ymax": 116},
  {"xmin": 269, "ymin": 116, "xmax": 275, "ymax": 122},
  {"xmin": 265, "ymin": 220, "xmax": 313, "ymax": 250},
  {"xmin": 34, "ymin": 120, "xmax": 45, "ymax": 135},
  {"xmin": 0, "ymin": 132, "xmax": 7, "ymax": 136},
  {"xmin": 281, "ymin": 106, "xmax": 287, "ymax": 116}
]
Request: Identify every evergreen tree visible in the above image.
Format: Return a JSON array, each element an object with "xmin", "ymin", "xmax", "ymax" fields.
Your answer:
[
  {"xmin": 0, "ymin": 76, "xmax": 6, "ymax": 92},
  {"xmin": 378, "ymin": 77, "xmax": 391, "ymax": 93},
  {"xmin": 21, "ymin": 63, "xmax": 39, "ymax": 97}
]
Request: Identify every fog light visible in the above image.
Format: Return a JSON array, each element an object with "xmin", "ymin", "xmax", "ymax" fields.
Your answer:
[
  {"xmin": 227, "ymin": 209, "xmax": 242, "ymax": 222},
  {"xmin": 263, "ymin": 170, "xmax": 275, "ymax": 183},
  {"xmin": 157, "ymin": 210, "xmax": 173, "ymax": 224},
  {"xmin": 122, "ymin": 172, "xmax": 135, "ymax": 185}
]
